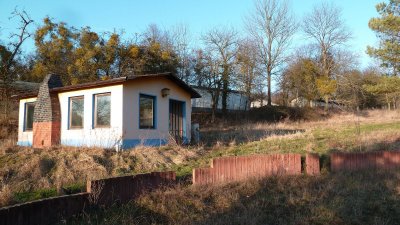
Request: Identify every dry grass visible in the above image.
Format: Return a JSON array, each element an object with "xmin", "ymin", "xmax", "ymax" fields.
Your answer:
[
  {"xmin": 201, "ymin": 110, "xmax": 400, "ymax": 144},
  {"xmin": 65, "ymin": 170, "xmax": 400, "ymax": 225},
  {"xmin": 1, "ymin": 109, "xmax": 400, "ymax": 207},
  {"xmin": 0, "ymin": 145, "xmax": 201, "ymax": 207},
  {"xmin": 0, "ymin": 117, "xmax": 17, "ymax": 151}
]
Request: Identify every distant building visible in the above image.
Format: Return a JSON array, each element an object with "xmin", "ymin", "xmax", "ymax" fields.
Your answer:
[
  {"xmin": 191, "ymin": 86, "xmax": 250, "ymax": 111},
  {"xmin": 290, "ymin": 97, "xmax": 342, "ymax": 109},
  {"xmin": 250, "ymin": 99, "xmax": 279, "ymax": 108}
]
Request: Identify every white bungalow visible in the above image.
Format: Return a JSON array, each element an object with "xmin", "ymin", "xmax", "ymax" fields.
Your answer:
[
  {"xmin": 17, "ymin": 73, "xmax": 201, "ymax": 150},
  {"xmin": 190, "ymin": 86, "xmax": 250, "ymax": 111}
]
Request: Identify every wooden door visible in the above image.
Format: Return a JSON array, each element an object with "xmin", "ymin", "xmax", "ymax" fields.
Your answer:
[{"xmin": 169, "ymin": 100, "xmax": 184, "ymax": 144}]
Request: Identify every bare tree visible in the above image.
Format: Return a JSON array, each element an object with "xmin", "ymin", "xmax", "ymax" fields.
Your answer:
[
  {"xmin": 245, "ymin": 0, "xmax": 297, "ymax": 106},
  {"xmin": 235, "ymin": 38, "xmax": 263, "ymax": 106},
  {"xmin": 303, "ymin": 2, "xmax": 352, "ymax": 78},
  {"xmin": 0, "ymin": 9, "xmax": 33, "ymax": 119},
  {"xmin": 171, "ymin": 24, "xmax": 194, "ymax": 83},
  {"xmin": 194, "ymin": 49, "xmax": 222, "ymax": 122},
  {"xmin": 201, "ymin": 27, "xmax": 238, "ymax": 113}
]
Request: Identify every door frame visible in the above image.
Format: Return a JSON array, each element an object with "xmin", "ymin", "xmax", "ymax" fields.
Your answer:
[{"xmin": 168, "ymin": 98, "xmax": 187, "ymax": 144}]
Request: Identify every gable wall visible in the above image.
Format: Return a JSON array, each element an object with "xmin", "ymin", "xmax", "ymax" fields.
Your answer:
[{"xmin": 122, "ymin": 77, "xmax": 192, "ymax": 148}]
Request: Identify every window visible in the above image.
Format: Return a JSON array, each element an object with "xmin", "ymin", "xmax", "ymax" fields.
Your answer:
[
  {"xmin": 24, "ymin": 102, "xmax": 35, "ymax": 131},
  {"xmin": 69, "ymin": 96, "xmax": 84, "ymax": 129},
  {"xmin": 94, "ymin": 93, "xmax": 111, "ymax": 128},
  {"xmin": 139, "ymin": 94, "xmax": 155, "ymax": 129}
]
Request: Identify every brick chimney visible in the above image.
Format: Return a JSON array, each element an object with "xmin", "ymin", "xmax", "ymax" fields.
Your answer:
[{"xmin": 33, "ymin": 74, "xmax": 63, "ymax": 148}]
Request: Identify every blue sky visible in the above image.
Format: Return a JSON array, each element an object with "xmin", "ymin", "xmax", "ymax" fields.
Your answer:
[{"xmin": 0, "ymin": 0, "xmax": 381, "ymax": 68}]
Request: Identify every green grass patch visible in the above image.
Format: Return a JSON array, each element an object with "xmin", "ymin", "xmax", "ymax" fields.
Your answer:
[
  {"xmin": 11, "ymin": 183, "xmax": 86, "ymax": 204},
  {"xmin": 63, "ymin": 183, "xmax": 86, "ymax": 194},
  {"xmin": 172, "ymin": 120, "xmax": 400, "ymax": 178},
  {"xmin": 13, "ymin": 188, "xmax": 58, "ymax": 204}
]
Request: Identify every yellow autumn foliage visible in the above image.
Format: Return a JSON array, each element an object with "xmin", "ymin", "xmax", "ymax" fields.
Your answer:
[
  {"xmin": 129, "ymin": 46, "xmax": 140, "ymax": 58},
  {"xmin": 316, "ymin": 76, "xmax": 337, "ymax": 98},
  {"xmin": 161, "ymin": 51, "xmax": 171, "ymax": 60}
]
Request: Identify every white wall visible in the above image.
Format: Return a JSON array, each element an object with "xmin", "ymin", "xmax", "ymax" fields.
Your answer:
[
  {"xmin": 58, "ymin": 85, "xmax": 124, "ymax": 149},
  {"xmin": 122, "ymin": 77, "xmax": 192, "ymax": 148},
  {"xmin": 191, "ymin": 88, "xmax": 249, "ymax": 110},
  {"xmin": 17, "ymin": 97, "xmax": 37, "ymax": 146}
]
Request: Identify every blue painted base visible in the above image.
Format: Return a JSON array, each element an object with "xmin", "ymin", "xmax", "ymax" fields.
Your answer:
[
  {"xmin": 182, "ymin": 137, "xmax": 190, "ymax": 145},
  {"xmin": 61, "ymin": 138, "xmax": 120, "ymax": 149},
  {"xmin": 121, "ymin": 139, "xmax": 168, "ymax": 149},
  {"xmin": 17, "ymin": 141, "xmax": 32, "ymax": 146},
  {"xmin": 17, "ymin": 137, "xmax": 187, "ymax": 150}
]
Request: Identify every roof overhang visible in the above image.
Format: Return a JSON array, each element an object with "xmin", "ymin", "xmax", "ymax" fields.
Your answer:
[
  {"xmin": 13, "ymin": 72, "xmax": 201, "ymax": 99},
  {"xmin": 126, "ymin": 73, "xmax": 201, "ymax": 98}
]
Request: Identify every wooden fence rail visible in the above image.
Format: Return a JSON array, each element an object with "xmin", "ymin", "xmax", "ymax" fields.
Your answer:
[
  {"xmin": 4, "ymin": 150, "xmax": 400, "ymax": 225},
  {"xmin": 0, "ymin": 193, "xmax": 89, "ymax": 225},
  {"xmin": 88, "ymin": 171, "xmax": 176, "ymax": 207},
  {"xmin": 306, "ymin": 153, "xmax": 320, "ymax": 175},
  {"xmin": 0, "ymin": 171, "xmax": 176, "ymax": 225},
  {"xmin": 331, "ymin": 151, "xmax": 400, "ymax": 172},
  {"xmin": 193, "ymin": 154, "xmax": 302, "ymax": 185}
]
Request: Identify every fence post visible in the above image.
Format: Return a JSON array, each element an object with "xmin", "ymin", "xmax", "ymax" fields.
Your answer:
[{"xmin": 306, "ymin": 153, "xmax": 320, "ymax": 175}]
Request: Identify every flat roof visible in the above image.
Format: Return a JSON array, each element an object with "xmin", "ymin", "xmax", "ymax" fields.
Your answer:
[{"xmin": 16, "ymin": 72, "xmax": 201, "ymax": 99}]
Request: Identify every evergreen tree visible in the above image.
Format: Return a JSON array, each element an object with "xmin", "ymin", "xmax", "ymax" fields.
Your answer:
[{"xmin": 367, "ymin": 0, "xmax": 400, "ymax": 76}]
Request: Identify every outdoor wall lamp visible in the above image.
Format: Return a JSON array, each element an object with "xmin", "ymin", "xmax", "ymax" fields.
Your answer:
[{"xmin": 161, "ymin": 88, "xmax": 170, "ymax": 97}]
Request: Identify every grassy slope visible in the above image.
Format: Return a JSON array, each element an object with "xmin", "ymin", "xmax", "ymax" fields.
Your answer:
[
  {"xmin": 172, "ymin": 113, "xmax": 400, "ymax": 177},
  {"xmin": 0, "ymin": 146, "xmax": 198, "ymax": 206},
  {"xmin": 64, "ymin": 110, "xmax": 400, "ymax": 225},
  {"xmin": 65, "ymin": 170, "xmax": 400, "ymax": 225},
  {"xmin": 2, "ymin": 110, "xmax": 400, "ymax": 223}
]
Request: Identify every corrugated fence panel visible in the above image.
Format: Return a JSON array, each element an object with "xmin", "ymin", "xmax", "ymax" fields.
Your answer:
[
  {"xmin": 87, "ymin": 171, "xmax": 176, "ymax": 207},
  {"xmin": 192, "ymin": 154, "xmax": 302, "ymax": 185},
  {"xmin": 0, "ymin": 171, "xmax": 176, "ymax": 225},
  {"xmin": 330, "ymin": 151, "xmax": 400, "ymax": 172},
  {"xmin": 306, "ymin": 153, "xmax": 320, "ymax": 176},
  {"xmin": 0, "ymin": 193, "xmax": 89, "ymax": 225}
]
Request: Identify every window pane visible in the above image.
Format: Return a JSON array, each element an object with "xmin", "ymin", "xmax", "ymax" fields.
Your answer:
[
  {"xmin": 95, "ymin": 94, "xmax": 111, "ymax": 127},
  {"xmin": 70, "ymin": 97, "xmax": 84, "ymax": 128},
  {"xmin": 25, "ymin": 102, "xmax": 35, "ymax": 131},
  {"xmin": 139, "ymin": 95, "xmax": 154, "ymax": 129}
]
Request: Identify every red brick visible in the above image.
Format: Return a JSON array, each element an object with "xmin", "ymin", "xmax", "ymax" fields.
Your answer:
[{"xmin": 33, "ymin": 121, "xmax": 61, "ymax": 148}]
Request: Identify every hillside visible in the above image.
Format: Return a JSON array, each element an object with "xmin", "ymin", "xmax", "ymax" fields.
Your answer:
[
  {"xmin": 65, "ymin": 170, "xmax": 400, "ymax": 225},
  {"xmin": 1, "ymin": 110, "xmax": 400, "ymax": 208},
  {"xmin": 0, "ymin": 146, "xmax": 199, "ymax": 207}
]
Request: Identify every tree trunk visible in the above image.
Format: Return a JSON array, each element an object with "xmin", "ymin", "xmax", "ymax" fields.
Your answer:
[
  {"xmin": 386, "ymin": 94, "xmax": 391, "ymax": 110},
  {"xmin": 211, "ymin": 107, "xmax": 215, "ymax": 123},
  {"xmin": 267, "ymin": 71, "xmax": 272, "ymax": 106},
  {"xmin": 210, "ymin": 90, "xmax": 220, "ymax": 123},
  {"xmin": 211, "ymin": 98, "xmax": 216, "ymax": 123},
  {"xmin": 324, "ymin": 96, "xmax": 329, "ymax": 111},
  {"xmin": 222, "ymin": 80, "xmax": 228, "ymax": 113},
  {"xmin": 222, "ymin": 67, "xmax": 229, "ymax": 113}
]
